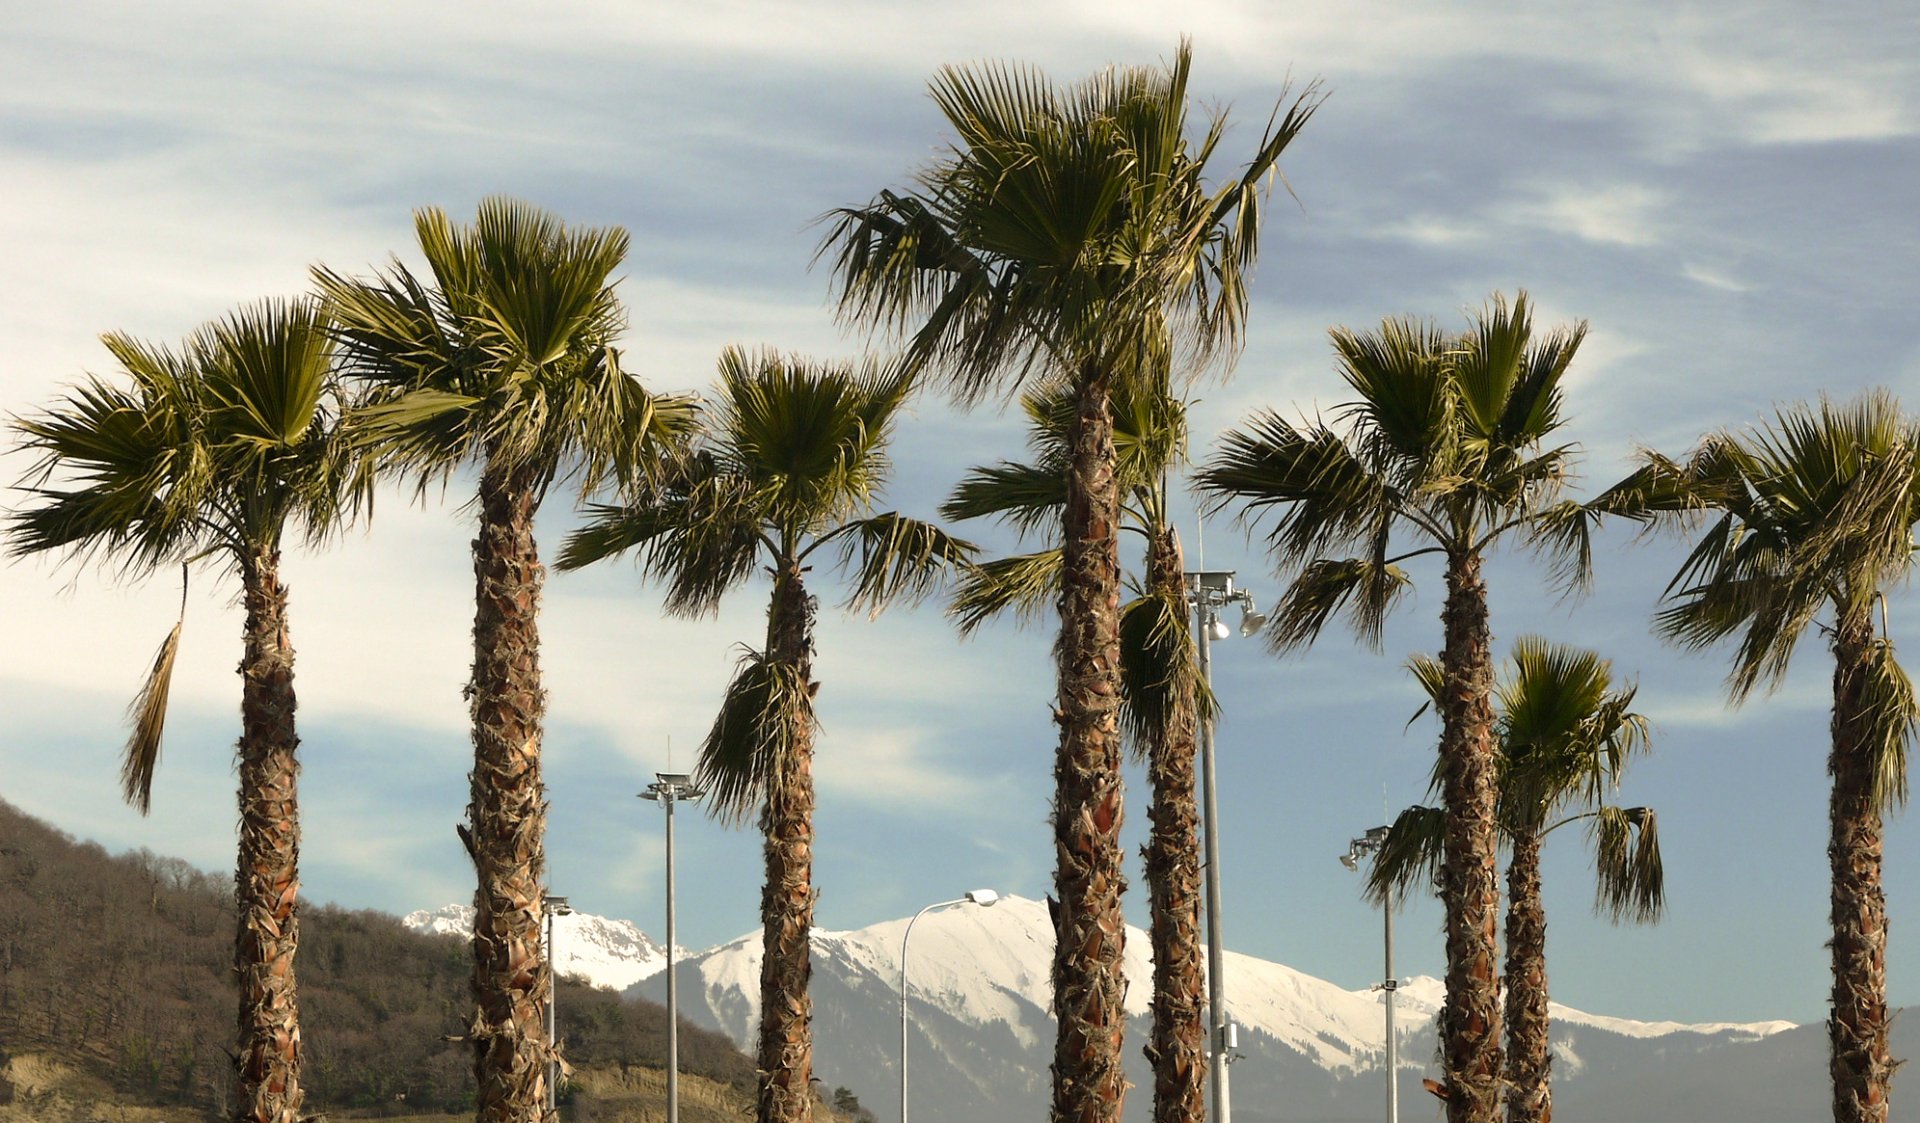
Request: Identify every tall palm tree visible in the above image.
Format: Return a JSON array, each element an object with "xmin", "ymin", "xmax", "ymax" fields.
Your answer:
[
  {"xmin": 1603, "ymin": 393, "xmax": 1916, "ymax": 1123},
  {"xmin": 312, "ymin": 198, "xmax": 693, "ymax": 1123},
  {"xmin": 1371, "ymin": 638, "xmax": 1664, "ymax": 1123},
  {"xmin": 944, "ymin": 373, "xmax": 1210, "ymax": 1123},
  {"xmin": 1196, "ymin": 293, "xmax": 1595, "ymax": 1123},
  {"xmin": 10, "ymin": 298, "xmax": 367, "ymax": 1123},
  {"xmin": 556, "ymin": 347, "xmax": 971, "ymax": 1123},
  {"xmin": 820, "ymin": 45, "xmax": 1318, "ymax": 1122}
]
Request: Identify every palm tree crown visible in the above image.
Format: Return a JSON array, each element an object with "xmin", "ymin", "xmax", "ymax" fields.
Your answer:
[{"xmin": 559, "ymin": 347, "xmax": 970, "ymax": 1123}]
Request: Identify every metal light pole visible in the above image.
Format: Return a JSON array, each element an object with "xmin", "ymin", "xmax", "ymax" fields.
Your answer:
[
  {"xmin": 642, "ymin": 773, "xmax": 705, "ymax": 1123},
  {"xmin": 901, "ymin": 889, "xmax": 999, "ymax": 1123},
  {"xmin": 1185, "ymin": 570, "xmax": 1266, "ymax": 1123},
  {"xmin": 543, "ymin": 893, "xmax": 572, "ymax": 1114},
  {"xmin": 1342, "ymin": 826, "xmax": 1397, "ymax": 1123}
]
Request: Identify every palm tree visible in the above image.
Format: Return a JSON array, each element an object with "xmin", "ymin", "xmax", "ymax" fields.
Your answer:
[
  {"xmin": 1196, "ymin": 293, "xmax": 1595, "ymax": 1123},
  {"xmin": 944, "ymin": 374, "xmax": 1210, "ymax": 1123},
  {"xmin": 820, "ymin": 45, "xmax": 1318, "ymax": 1122},
  {"xmin": 1603, "ymin": 393, "xmax": 1916, "ymax": 1123},
  {"xmin": 10, "ymin": 298, "xmax": 367, "ymax": 1123},
  {"xmin": 556, "ymin": 347, "xmax": 971, "ymax": 1123},
  {"xmin": 312, "ymin": 198, "xmax": 693, "ymax": 1123},
  {"xmin": 1371, "ymin": 638, "xmax": 1664, "ymax": 1123}
]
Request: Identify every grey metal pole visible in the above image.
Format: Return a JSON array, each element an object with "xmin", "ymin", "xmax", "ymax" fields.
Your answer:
[
  {"xmin": 1196, "ymin": 599, "xmax": 1232, "ymax": 1123},
  {"xmin": 665, "ymin": 791, "xmax": 680, "ymax": 1123},
  {"xmin": 643, "ymin": 774, "xmax": 702, "ymax": 1123},
  {"xmin": 546, "ymin": 907, "xmax": 557, "ymax": 1115},
  {"xmin": 1384, "ymin": 880, "xmax": 1398, "ymax": 1123},
  {"xmin": 901, "ymin": 898, "xmax": 959, "ymax": 1123}
]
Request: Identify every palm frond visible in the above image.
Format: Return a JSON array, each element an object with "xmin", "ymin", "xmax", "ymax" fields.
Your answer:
[
  {"xmin": 948, "ymin": 549, "xmax": 1063, "ymax": 635},
  {"xmin": 121, "ymin": 575, "xmax": 188, "ymax": 815},
  {"xmin": 1117, "ymin": 585, "xmax": 1207, "ymax": 760},
  {"xmin": 940, "ymin": 460, "xmax": 1068, "ymax": 535},
  {"xmin": 1364, "ymin": 804, "xmax": 1445, "ymax": 906},
  {"xmin": 833, "ymin": 513, "xmax": 975, "ymax": 617},
  {"xmin": 1857, "ymin": 636, "xmax": 1915, "ymax": 811},
  {"xmin": 1590, "ymin": 805, "xmax": 1665, "ymax": 923},
  {"xmin": 1265, "ymin": 556, "xmax": 1413, "ymax": 653},
  {"xmin": 694, "ymin": 648, "xmax": 814, "ymax": 825}
]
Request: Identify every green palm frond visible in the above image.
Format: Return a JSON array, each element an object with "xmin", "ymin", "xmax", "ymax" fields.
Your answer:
[
  {"xmin": 1117, "ymin": 585, "xmax": 1210, "ymax": 760},
  {"xmin": 558, "ymin": 468, "xmax": 766, "ymax": 617},
  {"xmin": 948, "ymin": 549, "xmax": 1063, "ymax": 634},
  {"xmin": 1364, "ymin": 804, "xmax": 1445, "ymax": 906},
  {"xmin": 831, "ymin": 513, "xmax": 975, "ymax": 617},
  {"xmin": 695, "ymin": 648, "xmax": 814, "ymax": 825},
  {"xmin": 940, "ymin": 460, "xmax": 1068, "ymax": 534},
  {"xmin": 1590, "ymin": 805, "xmax": 1665, "ymax": 923},
  {"xmin": 1266, "ymin": 556, "xmax": 1413, "ymax": 653},
  {"xmin": 1858, "ymin": 636, "xmax": 1915, "ymax": 810}
]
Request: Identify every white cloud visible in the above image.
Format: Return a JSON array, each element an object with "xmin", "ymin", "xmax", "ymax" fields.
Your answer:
[{"xmin": 1514, "ymin": 183, "xmax": 1668, "ymax": 248}]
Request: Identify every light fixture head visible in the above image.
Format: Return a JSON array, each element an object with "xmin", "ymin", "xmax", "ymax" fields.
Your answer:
[
  {"xmin": 965, "ymin": 889, "xmax": 1000, "ymax": 907},
  {"xmin": 1209, "ymin": 617, "xmax": 1231, "ymax": 641},
  {"xmin": 1239, "ymin": 608, "xmax": 1269, "ymax": 637},
  {"xmin": 544, "ymin": 894, "xmax": 573, "ymax": 915},
  {"xmin": 1338, "ymin": 853, "xmax": 1358, "ymax": 872}
]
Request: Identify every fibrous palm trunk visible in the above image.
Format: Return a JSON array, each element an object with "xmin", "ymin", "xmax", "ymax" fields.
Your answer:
[
  {"xmin": 1052, "ymin": 366, "xmax": 1128, "ymax": 1123},
  {"xmin": 465, "ymin": 459, "xmax": 554, "ymax": 1123},
  {"xmin": 1142, "ymin": 526, "xmax": 1205, "ymax": 1123},
  {"xmin": 1828, "ymin": 608, "xmax": 1894, "ymax": 1123},
  {"xmin": 234, "ymin": 547, "xmax": 303, "ymax": 1123},
  {"xmin": 1503, "ymin": 831, "xmax": 1550, "ymax": 1123},
  {"xmin": 758, "ymin": 559, "xmax": 818, "ymax": 1123},
  {"xmin": 1438, "ymin": 553, "xmax": 1502, "ymax": 1123}
]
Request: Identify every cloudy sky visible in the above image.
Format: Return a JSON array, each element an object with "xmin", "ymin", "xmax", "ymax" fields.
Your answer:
[{"xmin": 2, "ymin": 1, "xmax": 1916, "ymax": 1029}]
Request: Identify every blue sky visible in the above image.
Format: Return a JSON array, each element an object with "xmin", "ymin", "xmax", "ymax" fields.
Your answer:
[{"xmin": 1, "ymin": 1, "xmax": 1917, "ymax": 1027}]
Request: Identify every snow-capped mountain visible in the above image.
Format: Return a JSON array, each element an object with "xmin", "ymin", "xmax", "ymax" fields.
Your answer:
[
  {"xmin": 402, "ymin": 903, "xmax": 680, "ymax": 992},
  {"xmin": 627, "ymin": 895, "xmax": 1822, "ymax": 1123}
]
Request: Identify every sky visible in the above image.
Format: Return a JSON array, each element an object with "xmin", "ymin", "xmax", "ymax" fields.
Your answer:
[{"xmin": 1, "ymin": 0, "xmax": 1917, "ymax": 1029}]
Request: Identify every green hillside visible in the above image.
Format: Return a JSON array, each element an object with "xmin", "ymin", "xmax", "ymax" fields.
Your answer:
[{"xmin": 0, "ymin": 798, "xmax": 874, "ymax": 1122}]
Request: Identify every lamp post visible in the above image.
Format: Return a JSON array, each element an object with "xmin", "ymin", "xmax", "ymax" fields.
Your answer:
[
  {"xmin": 900, "ymin": 889, "xmax": 999, "ymax": 1123},
  {"xmin": 642, "ymin": 773, "xmax": 705, "ymax": 1123},
  {"xmin": 543, "ymin": 893, "xmax": 572, "ymax": 1114},
  {"xmin": 1185, "ymin": 570, "xmax": 1265, "ymax": 1123},
  {"xmin": 1342, "ymin": 826, "xmax": 1397, "ymax": 1123}
]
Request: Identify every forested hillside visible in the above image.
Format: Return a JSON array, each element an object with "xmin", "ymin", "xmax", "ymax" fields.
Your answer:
[{"xmin": 0, "ymin": 798, "xmax": 754, "ymax": 1117}]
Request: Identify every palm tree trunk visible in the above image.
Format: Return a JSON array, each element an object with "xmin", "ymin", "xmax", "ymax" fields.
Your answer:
[
  {"xmin": 1052, "ymin": 364, "xmax": 1128, "ymax": 1123},
  {"xmin": 1828, "ymin": 607, "xmax": 1894, "ymax": 1123},
  {"xmin": 1503, "ymin": 831, "xmax": 1550, "ymax": 1123},
  {"xmin": 1438, "ymin": 553, "xmax": 1502, "ymax": 1123},
  {"xmin": 758, "ymin": 559, "xmax": 817, "ymax": 1123},
  {"xmin": 466, "ymin": 458, "xmax": 554, "ymax": 1123},
  {"xmin": 234, "ymin": 547, "xmax": 303, "ymax": 1123},
  {"xmin": 1142, "ymin": 526, "xmax": 1205, "ymax": 1123}
]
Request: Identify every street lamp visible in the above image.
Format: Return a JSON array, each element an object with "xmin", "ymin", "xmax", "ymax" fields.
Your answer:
[
  {"xmin": 543, "ymin": 893, "xmax": 572, "ymax": 1114},
  {"xmin": 642, "ymin": 772, "xmax": 705, "ymax": 1123},
  {"xmin": 901, "ymin": 889, "xmax": 999, "ymax": 1123},
  {"xmin": 1186, "ymin": 570, "xmax": 1264, "ymax": 1123},
  {"xmin": 1342, "ymin": 825, "xmax": 1398, "ymax": 1123}
]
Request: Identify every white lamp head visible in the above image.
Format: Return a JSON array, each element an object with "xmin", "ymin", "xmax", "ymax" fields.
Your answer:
[
  {"xmin": 1208, "ymin": 617, "xmax": 1231, "ymax": 641},
  {"xmin": 965, "ymin": 889, "xmax": 1000, "ymax": 907}
]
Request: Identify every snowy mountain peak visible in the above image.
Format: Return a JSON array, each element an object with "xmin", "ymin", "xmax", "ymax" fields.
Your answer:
[{"xmin": 402, "ymin": 903, "xmax": 679, "ymax": 992}]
